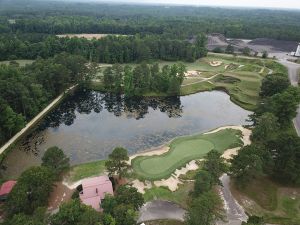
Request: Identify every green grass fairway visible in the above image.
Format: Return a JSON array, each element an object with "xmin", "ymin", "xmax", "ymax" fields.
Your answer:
[
  {"xmin": 90, "ymin": 53, "xmax": 287, "ymax": 110},
  {"xmin": 132, "ymin": 129, "xmax": 242, "ymax": 180}
]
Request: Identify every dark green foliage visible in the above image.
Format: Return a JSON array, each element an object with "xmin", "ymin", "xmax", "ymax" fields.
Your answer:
[
  {"xmin": 230, "ymin": 145, "xmax": 264, "ymax": 185},
  {"xmin": 251, "ymin": 113, "xmax": 279, "ymax": 144},
  {"xmin": 225, "ymin": 45, "xmax": 234, "ymax": 54},
  {"xmin": 262, "ymin": 51, "xmax": 268, "ymax": 58},
  {"xmin": 6, "ymin": 166, "xmax": 55, "ymax": 216},
  {"xmin": 102, "ymin": 185, "xmax": 143, "ymax": 225},
  {"xmin": 105, "ymin": 147, "xmax": 130, "ymax": 179},
  {"xmin": 113, "ymin": 204, "xmax": 136, "ymax": 225},
  {"xmin": 102, "ymin": 63, "xmax": 186, "ymax": 96},
  {"xmin": 49, "ymin": 199, "xmax": 101, "ymax": 225},
  {"xmin": 241, "ymin": 47, "xmax": 251, "ymax": 56},
  {"xmin": 203, "ymin": 150, "xmax": 227, "ymax": 184},
  {"xmin": 193, "ymin": 171, "xmax": 214, "ymax": 196},
  {"xmin": 2, "ymin": 207, "xmax": 47, "ymax": 225},
  {"xmin": 242, "ymin": 216, "xmax": 265, "ymax": 225},
  {"xmin": 116, "ymin": 185, "xmax": 144, "ymax": 210},
  {"xmin": 267, "ymin": 87, "xmax": 300, "ymax": 126},
  {"xmin": 42, "ymin": 146, "xmax": 70, "ymax": 176},
  {"xmin": 185, "ymin": 191, "xmax": 223, "ymax": 225},
  {"xmin": 260, "ymin": 73, "xmax": 290, "ymax": 97},
  {"xmin": 267, "ymin": 134, "xmax": 300, "ymax": 185},
  {"xmin": 0, "ymin": 53, "xmax": 88, "ymax": 146}
]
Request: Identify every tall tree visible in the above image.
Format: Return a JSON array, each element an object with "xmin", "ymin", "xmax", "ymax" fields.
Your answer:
[{"xmin": 105, "ymin": 147, "xmax": 130, "ymax": 179}]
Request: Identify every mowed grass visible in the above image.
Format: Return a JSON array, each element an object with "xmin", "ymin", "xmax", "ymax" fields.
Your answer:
[
  {"xmin": 232, "ymin": 176, "xmax": 300, "ymax": 225},
  {"xmin": 65, "ymin": 160, "xmax": 106, "ymax": 182},
  {"xmin": 132, "ymin": 129, "xmax": 242, "ymax": 180}
]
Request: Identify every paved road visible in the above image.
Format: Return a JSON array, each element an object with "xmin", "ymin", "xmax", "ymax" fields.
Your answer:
[
  {"xmin": 137, "ymin": 200, "xmax": 186, "ymax": 223},
  {"xmin": 278, "ymin": 59, "xmax": 300, "ymax": 135},
  {"xmin": 217, "ymin": 174, "xmax": 248, "ymax": 225}
]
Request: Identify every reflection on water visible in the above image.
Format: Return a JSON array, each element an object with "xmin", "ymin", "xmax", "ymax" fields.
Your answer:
[{"xmin": 2, "ymin": 90, "xmax": 251, "ymax": 178}]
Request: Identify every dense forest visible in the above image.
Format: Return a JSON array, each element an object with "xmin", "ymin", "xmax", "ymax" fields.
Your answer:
[
  {"xmin": 0, "ymin": 53, "xmax": 91, "ymax": 146},
  {"xmin": 0, "ymin": 33, "xmax": 207, "ymax": 63},
  {"xmin": 103, "ymin": 63, "xmax": 186, "ymax": 95},
  {"xmin": 1, "ymin": 0, "xmax": 300, "ymax": 40}
]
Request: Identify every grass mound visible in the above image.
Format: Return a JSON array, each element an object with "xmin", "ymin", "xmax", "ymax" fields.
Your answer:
[{"xmin": 132, "ymin": 129, "xmax": 242, "ymax": 180}]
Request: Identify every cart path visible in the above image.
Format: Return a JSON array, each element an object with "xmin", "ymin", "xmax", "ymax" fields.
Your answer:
[{"xmin": 0, "ymin": 85, "xmax": 77, "ymax": 155}]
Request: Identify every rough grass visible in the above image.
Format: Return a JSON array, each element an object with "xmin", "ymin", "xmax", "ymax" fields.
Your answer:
[
  {"xmin": 232, "ymin": 176, "xmax": 300, "ymax": 225},
  {"xmin": 132, "ymin": 129, "xmax": 242, "ymax": 180},
  {"xmin": 66, "ymin": 160, "xmax": 106, "ymax": 182},
  {"xmin": 144, "ymin": 182, "xmax": 193, "ymax": 209}
]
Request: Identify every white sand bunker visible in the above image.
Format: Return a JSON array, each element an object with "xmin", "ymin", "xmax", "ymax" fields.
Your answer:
[
  {"xmin": 184, "ymin": 70, "xmax": 202, "ymax": 78},
  {"xmin": 209, "ymin": 61, "xmax": 223, "ymax": 67}
]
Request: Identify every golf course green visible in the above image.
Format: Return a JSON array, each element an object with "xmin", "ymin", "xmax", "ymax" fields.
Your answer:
[{"xmin": 132, "ymin": 128, "xmax": 243, "ymax": 180}]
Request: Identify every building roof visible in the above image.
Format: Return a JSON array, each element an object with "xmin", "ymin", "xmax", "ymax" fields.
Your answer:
[
  {"xmin": 0, "ymin": 180, "xmax": 17, "ymax": 196},
  {"xmin": 79, "ymin": 175, "xmax": 113, "ymax": 211}
]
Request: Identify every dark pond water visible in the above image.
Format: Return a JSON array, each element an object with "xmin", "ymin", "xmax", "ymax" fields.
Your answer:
[{"xmin": 2, "ymin": 90, "xmax": 251, "ymax": 178}]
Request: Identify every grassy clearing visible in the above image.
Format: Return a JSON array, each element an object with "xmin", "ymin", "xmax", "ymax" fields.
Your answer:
[
  {"xmin": 132, "ymin": 129, "xmax": 242, "ymax": 180},
  {"xmin": 232, "ymin": 176, "xmax": 300, "ymax": 225},
  {"xmin": 65, "ymin": 160, "xmax": 106, "ymax": 182},
  {"xmin": 144, "ymin": 182, "xmax": 193, "ymax": 209},
  {"xmin": 0, "ymin": 59, "xmax": 34, "ymax": 67}
]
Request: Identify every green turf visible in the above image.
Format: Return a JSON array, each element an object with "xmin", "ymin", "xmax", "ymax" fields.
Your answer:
[
  {"xmin": 65, "ymin": 160, "xmax": 106, "ymax": 182},
  {"xmin": 132, "ymin": 129, "xmax": 242, "ymax": 180}
]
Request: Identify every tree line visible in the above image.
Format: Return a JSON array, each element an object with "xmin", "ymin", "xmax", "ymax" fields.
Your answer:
[
  {"xmin": 103, "ymin": 63, "xmax": 186, "ymax": 96},
  {"xmin": 1, "ymin": 1, "xmax": 300, "ymax": 41},
  {"xmin": 0, "ymin": 33, "xmax": 207, "ymax": 63},
  {"xmin": 0, "ymin": 53, "xmax": 91, "ymax": 146},
  {"xmin": 230, "ymin": 72, "xmax": 300, "ymax": 186}
]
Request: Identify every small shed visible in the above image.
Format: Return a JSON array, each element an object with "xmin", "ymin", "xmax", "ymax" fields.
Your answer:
[
  {"xmin": 79, "ymin": 175, "xmax": 113, "ymax": 211},
  {"xmin": 0, "ymin": 180, "xmax": 17, "ymax": 201}
]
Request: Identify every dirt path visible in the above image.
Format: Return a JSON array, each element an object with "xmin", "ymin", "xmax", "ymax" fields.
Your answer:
[
  {"xmin": 0, "ymin": 85, "xmax": 77, "ymax": 155},
  {"xmin": 138, "ymin": 200, "xmax": 186, "ymax": 223}
]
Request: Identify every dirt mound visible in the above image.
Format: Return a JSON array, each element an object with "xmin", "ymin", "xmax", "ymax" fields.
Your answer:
[
  {"xmin": 249, "ymin": 38, "xmax": 298, "ymax": 52},
  {"xmin": 207, "ymin": 33, "xmax": 228, "ymax": 50}
]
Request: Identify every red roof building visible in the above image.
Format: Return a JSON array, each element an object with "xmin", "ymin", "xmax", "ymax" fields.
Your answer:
[
  {"xmin": 79, "ymin": 175, "xmax": 113, "ymax": 211},
  {"xmin": 0, "ymin": 180, "xmax": 16, "ymax": 200}
]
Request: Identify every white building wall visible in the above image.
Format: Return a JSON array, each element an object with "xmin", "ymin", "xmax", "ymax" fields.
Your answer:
[{"xmin": 296, "ymin": 43, "xmax": 300, "ymax": 57}]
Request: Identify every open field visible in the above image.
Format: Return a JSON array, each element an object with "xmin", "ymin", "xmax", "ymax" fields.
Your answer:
[
  {"xmin": 0, "ymin": 59, "xmax": 34, "ymax": 67},
  {"xmin": 56, "ymin": 33, "xmax": 126, "ymax": 40},
  {"xmin": 90, "ymin": 53, "xmax": 286, "ymax": 110},
  {"xmin": 231, "ymin": 176, "xmax": 300, "ymax": 225},
  {"xmin": 132, "ymin": 129, "xmax": 242, "ymax": 180}
]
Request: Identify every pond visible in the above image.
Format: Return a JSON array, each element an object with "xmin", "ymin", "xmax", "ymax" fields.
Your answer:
[{"xmin": 2, "ymin": 90, "xmax": 251, "ymax": 178}]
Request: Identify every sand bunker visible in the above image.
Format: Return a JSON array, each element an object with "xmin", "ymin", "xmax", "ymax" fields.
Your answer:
[
  {"xmin": 184, "ymin": 70, "xmax": 202, "ymax": 78},
  {"xmin": 131, "ymin": 125, "xmax": 252, "ymax": 193},
  {"xmin": 209, "ymin": 61, "xmax": 223, "ymax": 67}
]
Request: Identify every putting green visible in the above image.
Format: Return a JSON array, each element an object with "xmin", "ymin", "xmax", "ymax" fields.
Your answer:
[{"xmin": 132, "ymin": 129, "xmax": 243, "ymax": 180}]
